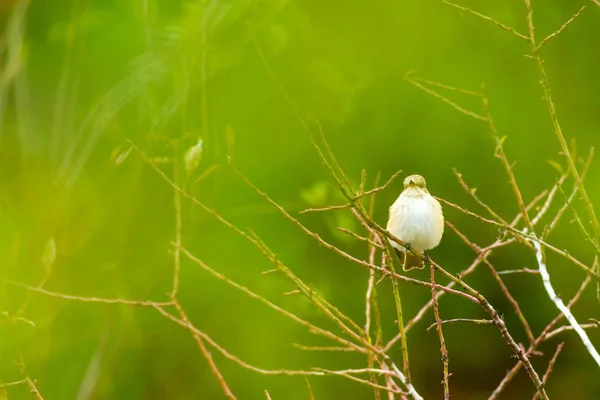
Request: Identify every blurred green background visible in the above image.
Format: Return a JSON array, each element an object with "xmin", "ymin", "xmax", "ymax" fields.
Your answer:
[{"xmin": 1, "ymin": 0, "xmax": 599, "ymax": 398}]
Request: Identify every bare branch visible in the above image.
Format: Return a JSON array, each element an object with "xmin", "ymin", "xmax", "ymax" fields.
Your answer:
[
  {"xmin": 536, "ymin": 6, "xmax": 587, "ymax": 52},
  {"xmin": 405, "ymin": 73, "xmax": 486, "ymax": 121},
  {"xmin": 532, "ymin": 343, "xmax": 565, "ymax": 400},
  {"xmin": 426, "ymin": 318, "xmax": 494, "ymax": 331},
  {"xmin": 430, "ymin": 265, "xmax": 450, "ymax": 399},
  {"xmin": 3, "ymin": 279, "xmax": 174, "ymax": 307},
  {"xmin": 442, "ymin": 0, "xmax": 529, "ymax": 40}
]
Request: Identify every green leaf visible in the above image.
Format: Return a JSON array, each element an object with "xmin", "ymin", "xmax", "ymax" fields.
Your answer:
[
  {"xmin": 546, "ymin": 159, "xmax": 564, "ymax": 174},
  {"xmin": 184, "ymin": 138, "xmax": 203, "ymax": 175},
  {"xmin": 114, "ymin": 146, "xmax": 132, "ymax": 166}
]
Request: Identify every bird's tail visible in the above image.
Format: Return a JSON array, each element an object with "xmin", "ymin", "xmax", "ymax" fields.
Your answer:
[{"xmin": 394, "ymin": 248, "xmax": 424, "ymax": 271}]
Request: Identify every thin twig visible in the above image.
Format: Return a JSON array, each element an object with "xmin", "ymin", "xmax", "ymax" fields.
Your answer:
[
  {"xmin": 442, "ymin": 0, "xmax": 529, "ymax": 40},
  {"xmin": 3, "ymin": 279, "xmax": 174, "ymax": 307},
  {"xmin": 497, "ymin": 269, "xmax": 539, "ymax": 275},
  {"xmin": 484, "ymin": 257, "xmax": 535, "ymax": 343},
  {"xmin": 535, "ymin": 6, "xmax": 586, "ymax": 52},
  {"xmin": 481, "ymin": 85, "xmax": 533, "ymax": 231},
  {"xmin": 154, "ymin": 305, "xmax": 326, "ymax": 376},
  {"xmin": 405, "ymin": 74, "xmax": 486, "ymax": 121},
  {"xmin": 337, "ymin": 227, "xmax": 384, "ymax": 249},
  {"xmin": 170, "ymin": 144, "xmax": 182, "ymax": 298},
  {"xmin": 365, "ymin": 172, "xmax": 383, "ymax": 400},
  {"xmin": 543, "ymin": 323, "xmax": 599, "ymax": 341},
  {"xmin": 305, "ymin": 378, "xmax": 316, "ymax": 400},
  {"xmin": 292, "ymin": 344, "xmax": 357, "ymax": 352},
  {"xmin": 426, "ymin": 318, "xmax": 494, "ymax": 331},
  {"xmin": 299, "ymin": 203, "xmax": 353, "ymax": 214},
  {"xmin": 430, "ymin": 264, "xmax": 450, "ymax": 399},
  {"xmin": 0, "ymin": 379, "xmax": 27, "ymax": 389},
  {"xmin": 17, "ymin": 355, "xmax": 43, "ymax": 400},
  {"xmin": 174, "ymin": 302, "xmax": 237, "ymax": 399},
  {"xmin": 405, "ymin": 72, "xmax": 483, "ymax": 97},
  {"xmin": 352, "ymin": 169, "xmax": 403, "ymax": 200},
  {"xmin": 438, "ymin": 197, "xmax": 600, "ymax": 281},
  {"xmin": 532, "ymin": 342, "xmax": 565, "ymax": 400},
  {"xmin": 315, "ymin": 369, "xmax": 400, "ymax": 393},
  {"xmin": 178, "ymin": 245, "xmax": 367, "ymax": 354},
  {"xmin": 453, "ymin": 168, "xmax": 508, "ymax": 224}
]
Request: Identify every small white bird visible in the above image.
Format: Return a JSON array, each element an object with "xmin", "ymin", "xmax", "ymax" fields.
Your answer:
[{"xmin": 386, "ymin": 174, "xmax": 444, "ymax": 270}]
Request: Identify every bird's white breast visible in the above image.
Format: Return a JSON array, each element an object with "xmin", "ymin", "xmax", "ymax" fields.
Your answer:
[{"xmin": 387, "ymin": 192, "xmax": 444, "ymax": 253}]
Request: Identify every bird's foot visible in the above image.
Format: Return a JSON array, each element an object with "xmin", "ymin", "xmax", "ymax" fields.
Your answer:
[{"xmin": 423, "ymin": 251, "xmax": 431, "ymax": 267}]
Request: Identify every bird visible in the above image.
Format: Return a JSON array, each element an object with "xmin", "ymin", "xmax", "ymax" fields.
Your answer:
[{"xmin": 386, "ymin": 174, "xmax": 444, "ymax": 270}]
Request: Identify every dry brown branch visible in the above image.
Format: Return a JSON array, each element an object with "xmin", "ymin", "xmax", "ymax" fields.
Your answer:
[
  {"xmin": 380, "ymin": 244, "xmax": 413, "ymax": 386},
  {"xmin": 232, "ymin": 168, "xmax": 481, "ymax": 306},
  {"xmin": 337, "ymin": 227, "xmax": 384, "ymax": 249},
  {"xmin": 543, "ymin": 323, "xmax": 599, "ymax": 340},
  {"xmin": 0, "ymin": 379, "xmax": 27, "ymax": 389},
  {"xmin": 299, "ymin": 203, "xmax": 353, "ymax": 214},
  {"xmin": 430, "ymin": 264, "xmax": 450, "ymax": 399},
  {"xmin": 489, "ymin": 274, "xmax": 592, "ymax": 399},
  {"xmin": 3, "ymin": 279, "xmax": 174, "ymax": 307},
  {"xmin": 305, "ymin": 378, "xmax": 316, "ymax": 400},
  {"xmin": 545, "ymin": 150, "xmax": 593, "ymax": 235},
  {"xmin": 315, "ymin": 369, "xmax": 400, "ymax": 393},
  {"xmin": 441, "ymin": 0, "xmax": 529, "ymax": 40},
  {"xmin": 452, "ymin": 169, "xmax": 508, "ymax": 224},
  {"xmin": 448, "ymin": 218, "xmax": 536, "ymax": 343},
  {"xmin": 170, "ymin": 145, "xmax": 182, "ymax": 299},
  {"xmin": 497, "ymin": 268, "xmax": 539, "ymax": 275},
  {"xmin": 174, "ymin": 302, "xmax": 236, "ymax": 399},
  {"xmin": 154, "ymin": 305, "xmax": 326, "ymax": 377},
  {"xmin": 484, "ymin": 258, "xmax": 535, "ymax": 343},
  {"xmin": 178, "ymin": 245, "xmax": 367, "ymax": 353},
  {"xmin": 171, "ymin": 149, "xmax": 236, "ymax": 399},
  {"xmin": 292, "ymin": 344, "xmax": 357, "ymax": 352},
  {"xmin": 404, "ymin": 74, "xmax": 486, "ymax": 121},
  {"xmin": 536, "ymin": 6, "xmax": 586, "ymax": 52},
  {"xmin": 426, "ymin": 319, "xmax": 494, "ymax": 331},
  {"xmin": 388, "ymin": 236, "xmax": 511, "ymax": 349},
  {"xmin": 352, "ymin": 169, "xmax": 403, "ymax": 201},
  {"xmin": 364, "ymin": 173, "xmax": 384, "ymax": 400},
  {"xmin": 438, "ymin": 197, "xmax": 600, "ymax": 281},
  {"xmin": 17, "ymin": 356, "xmax": 43, "ymax": 400},
  {"xmin": 532, "ymin": 342, "xmax": 565, "ymax": 400},
  {"xmin": 394, "ymin": 186, "xmax": 547, "ymax": 346},
  {"xmin": 523, "ymin": 0, "xmax": 600, "ymax": 244},
  {"xmin": 405, "ymin": 73, "xmax": 482, "ymax": 97},
  {"xmin": 308, "ymin": 124, "xmax": 549, "ymax": 398},
  {"xmin": 481, "ymin": 86, "xmax": 533, "ymax": 230},
  {"xmin": 130, "ymin": 143, "xmax": 375, "ymax": 353},
  {"xmin": 388, "ymin": 186, "xmax": 547, "ymax": 351}
]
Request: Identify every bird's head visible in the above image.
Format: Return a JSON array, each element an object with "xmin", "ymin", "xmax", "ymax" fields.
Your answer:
[{"xmin": 403, "ymin": 174, "xmax": 427, "ymax": 189}]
